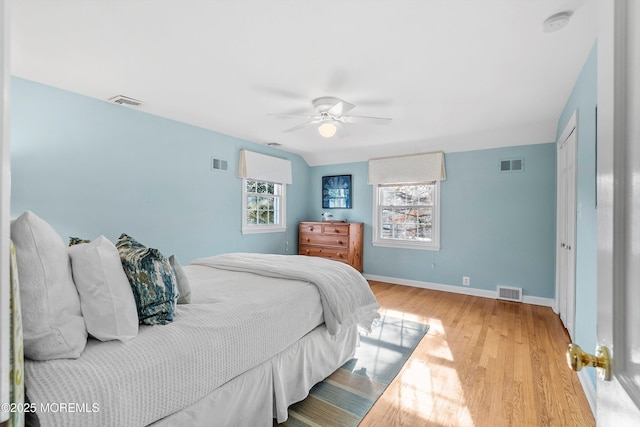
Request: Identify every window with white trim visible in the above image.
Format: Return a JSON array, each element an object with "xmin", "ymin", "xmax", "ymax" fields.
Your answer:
[
  {"xmin": 372, "ymin": 181, "xmax": 440, "ymax": 250},
  {"xmin": 241, "ymin": 179, "xmax": 286, "ymax": 234}
]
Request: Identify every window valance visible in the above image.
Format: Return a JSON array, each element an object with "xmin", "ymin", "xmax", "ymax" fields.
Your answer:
[
  {"xmin": 237, "ymin": 150, "xmax": 292, "ymax": 184},
  {"xmin": 367, "ymin": 151, "xmax": 446, "ymax": 184}
]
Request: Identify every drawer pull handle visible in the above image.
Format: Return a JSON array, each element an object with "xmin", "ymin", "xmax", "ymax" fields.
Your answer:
[
  {"xmin": 337, "ymin": 240, "xmax": 343, "ymax": 245},
  {"xmin": 336, "ymin": 253, "xmax": 342, "ymax": 257},
  {"xmin": 305, "ymin": 249, "xmax": 310, "ymax": 254},
  {"xmin": 333, "ymin": 229, "xmax": 339, "ymax": 233},
  {"xmin": 306, "ymin": 238, "xmax": 310, "ymax": 242},
  {"xmin": 309, "ymin": 227, "xmax": 314, "ymax": 231}
]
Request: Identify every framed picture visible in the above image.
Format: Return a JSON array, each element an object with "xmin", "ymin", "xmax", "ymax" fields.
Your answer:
[{"xmin": 322, "ymin": 175, "xmax": 352, "ymax": 209}]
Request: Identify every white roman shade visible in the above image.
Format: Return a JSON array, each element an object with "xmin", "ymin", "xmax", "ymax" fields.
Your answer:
[
  {"xmin": 237, "ymin": 150, "xmax": 292, "ymax": 184},
  {"xmin": 368, "ymin": 151, "xmax": 446, "ymax": 184}
]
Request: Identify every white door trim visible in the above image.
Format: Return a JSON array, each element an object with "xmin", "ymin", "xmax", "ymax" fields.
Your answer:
[
  {"xmin": 555, "ymin": 111, "xmax": 578, "ymax": 339},
  {"xmin": 0, "ymin": 0, "xmax": 12, "ymax": 423}
]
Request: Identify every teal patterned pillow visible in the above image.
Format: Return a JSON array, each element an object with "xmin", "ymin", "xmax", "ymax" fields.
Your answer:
[
  {"xmin": 69, "ymin": 237, "xmax": 91, "ymax": 246},
  {"xmin": 115, "ymin": 234, "xmax": 178, "ymax": 325}
]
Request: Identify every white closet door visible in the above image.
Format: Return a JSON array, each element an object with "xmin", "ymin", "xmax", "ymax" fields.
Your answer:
[{"xmin": 556, "ymin": 114, "xmax": 577, "ymax": 339}]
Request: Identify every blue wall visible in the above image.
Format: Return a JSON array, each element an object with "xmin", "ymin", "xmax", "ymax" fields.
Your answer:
[
  {"xmin": 311, "ymin": 144, "xmax": 557, "ymax": 299},
  {"xmin": 557, "ymin": 43, "xmax": 598, "ymax": 386},
  {"xmin": 10, "ymin": 77, "xmax": 311, "ymax": 263},
  {"xmin": 11, "ymin": 77, "xmax": 558, "ymax": 300}
]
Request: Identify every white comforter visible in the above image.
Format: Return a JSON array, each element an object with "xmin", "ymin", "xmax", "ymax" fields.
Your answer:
[
  {"xmin": 192, "ymin": 253, "xmax": 380, "ymax": 336},
  {"xmin": 24, "ymin": 254, "xmax": 378, "ymax": 427}
]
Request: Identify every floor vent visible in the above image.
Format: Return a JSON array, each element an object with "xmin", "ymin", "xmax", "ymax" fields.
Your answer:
[
  {"xmin": 497, "ymin": 286, "xmax": 523, "ymax": 302},
  {"xmin": 108, "ymin": 95, "xmax": 143, "ymax": 108}
]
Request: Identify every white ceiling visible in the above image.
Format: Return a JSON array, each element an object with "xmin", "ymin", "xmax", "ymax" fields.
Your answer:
[{"xmin": 11, "ymin": 0, "xmax": 597, "ymax": 166}]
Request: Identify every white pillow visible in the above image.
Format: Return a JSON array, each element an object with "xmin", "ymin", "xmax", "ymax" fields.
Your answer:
[
  {"xmin": 69, "ymin": 236, "xmax": 139, "ymax": 341},
  {"xmin": 10, "ymin": 211, "xmax": 87, "ymax": 360},
  {"xmin": 169, "ymin": 255, "xmax": 191, "ymax": 304}
]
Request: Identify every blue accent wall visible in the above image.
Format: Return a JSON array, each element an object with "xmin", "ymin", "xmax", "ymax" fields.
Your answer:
[
  {"xmin": 11, "ymin": 77, "xmax": 558, "ymax": 300},
  {"xmin": 310, "ymin": 144, "xmax": 557, "ymax": 299},
  {"xmin": 10, "ymin": 77, "xmax": 310, "ymax": 263},
  {"xmin": 557, "ymin": 43, "xmax": 598, "ymax": 386}
]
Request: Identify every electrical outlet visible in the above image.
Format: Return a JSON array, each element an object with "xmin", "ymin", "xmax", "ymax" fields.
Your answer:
[{"xmin": 463, "ymin": 276, "xmax": 470, "ymax": 286}]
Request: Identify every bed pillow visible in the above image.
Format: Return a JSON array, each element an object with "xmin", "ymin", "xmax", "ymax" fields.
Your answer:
[
  {"xmin": 69, "ymin": 236, "xmax": 139, "ymax": 341},
  {"xmin": 10, "ymin": 211, "xmax": 87, "ymax": 360},
  {"xmin": 116, "ymin": 234, "xmax": 178, "ymax": 325},
  {"xmin": 169, "ymin": 255, "xmax": 191, "ymax": 304},
  {"xmin": 69, "ymin": 237, "xmax": 91, "ymax": 246}
]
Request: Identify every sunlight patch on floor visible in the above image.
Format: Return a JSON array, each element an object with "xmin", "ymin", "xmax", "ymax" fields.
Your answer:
[
  {"xmin": 387, "ymin": 318, "xmax": 475, "ymax": 426},
  {"xmin": 379, "ymin": 308, "xmax": 424, "ymax": 324}
]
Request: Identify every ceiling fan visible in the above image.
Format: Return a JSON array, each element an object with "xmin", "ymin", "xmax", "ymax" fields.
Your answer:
[{"xmin": 269, "ymin": 96, "xmax": 392, "ymax": 138}]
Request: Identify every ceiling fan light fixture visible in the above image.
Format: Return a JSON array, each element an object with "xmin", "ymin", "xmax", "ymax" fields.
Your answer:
[{"xmin": 318, "ymin": 122, "xmax": 337, "ymax": 138}]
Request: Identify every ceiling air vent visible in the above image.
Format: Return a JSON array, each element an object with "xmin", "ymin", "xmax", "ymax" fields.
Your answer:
[
  {"xmin": 497, "ymin": 286, "xmax": 523, "ymax": 302},
  {"xmin": 499, "ymin": 158, "xmax": 524, "ymax": 173},
  {"xmin": 108, "ymin": 95, "xmax": 143, "ymax": 108}
]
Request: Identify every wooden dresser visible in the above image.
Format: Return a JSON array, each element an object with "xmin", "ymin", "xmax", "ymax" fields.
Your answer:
[{"xmin": 298, "ymin": 221, "xmax": 364, "ymax": 272}]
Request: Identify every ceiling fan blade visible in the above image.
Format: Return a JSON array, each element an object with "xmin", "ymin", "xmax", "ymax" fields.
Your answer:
[
  {"xmin": 328, "ymin": 100, "xmax": 356, "ymax": 116},
  {"xmin": 344, "ymin": 115, "xmax": 392, "ymax": 124},
  {"xmin": 282, "ymin": 120, "xmax": 321, "ymax": 133},
  {"xmin": 267, "ymin": 113, "xmax": 318, "ymax": 119},
  {"xmin": 334, "ymin": 121, "xmax": 350, "ymax": 138}
]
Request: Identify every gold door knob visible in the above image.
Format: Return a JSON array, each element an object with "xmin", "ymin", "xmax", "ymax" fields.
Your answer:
[{"xmin": 566, "ymin": 343, "xmax": 611, "ymax": 381}]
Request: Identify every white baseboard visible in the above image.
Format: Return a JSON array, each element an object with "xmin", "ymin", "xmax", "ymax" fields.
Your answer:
[
  {"xmin": 577, "ymin": 369, "xmax": 597, "ymax": 416},
  {"xmin": 363, "ymin": 273, "xmax": 555, "ymax": 308}
]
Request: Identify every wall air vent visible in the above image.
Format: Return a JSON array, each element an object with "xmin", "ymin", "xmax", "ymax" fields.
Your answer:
[
  {"xmin": 266, "ymin": 142, "xmax": 282, "ymax": 147},
  {"xmin": 108, "ymin": 95, "xmax": 143, "ymax": 108},
  {"xmin": 211, "ymin": 158, "xmax": 228, "ymax": 171},
  {"xmin": 497, "ymin": 286, "xmax": 523, "ymax": 302},
  {"xmin": 499, "ymin": 158, "xmax": 524, "ymax": 173}
]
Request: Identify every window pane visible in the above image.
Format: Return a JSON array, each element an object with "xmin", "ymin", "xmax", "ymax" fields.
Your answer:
[
  {"xmin": 267, "ymin": 182, "xmax": 275, "ymax": 194},
  {"xmin": 417, "ymin": 225, "xmax": 431, "ymax": 240},
  {"xmin": 247, "ymin": 196, "xmax": 257, "ymax": 210},
  {"xmin": 381, "ymin": 208, "xmax": 395, "ymax": 223},
  {"xmin": 258, "ymin": 208, "xmax": 267, "ymax": 224},
  {"xmin": 416, "ymin": 186, "xmax": 433, "ymax": 205},
  {"xmin": 247, "ymin": 209, "xmax": 257, "ymax": 224},
  {"xmin": 257, "ymin": 182, "xmax": 267, "ymax": 194},
  {"xmin": 381, "ymin": 188, "xmax": 395, "ymax": 205},
  {"xmin": 246, "ymin": 180, "xmax": 257, "ymax": 192}
]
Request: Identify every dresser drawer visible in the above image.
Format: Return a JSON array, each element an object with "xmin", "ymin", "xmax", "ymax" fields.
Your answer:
[
  {"xmin": 299, "ymin": 223, "xmax": 323, "ymax": 234},
  {"xmin": 299, "ymin": 245, "xmax": 349, "ymax": 263},
  {"xmin": 321, "ymin": 224, "xmax": 349, "ymax": 235},
  {"xmin": 300, "ymin": 233, "xmax": 349, "ymax": 248}
]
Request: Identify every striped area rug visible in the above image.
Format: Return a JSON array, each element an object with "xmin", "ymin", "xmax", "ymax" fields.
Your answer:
[{"xmin": 279, "ymin": 315, "xmax": 430, "ymax": 427}]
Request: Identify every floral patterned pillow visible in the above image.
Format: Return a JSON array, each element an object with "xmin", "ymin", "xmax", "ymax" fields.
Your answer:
[{"xmin": 115, "ymin": 234, "xmax": 179, "ymax": 325}]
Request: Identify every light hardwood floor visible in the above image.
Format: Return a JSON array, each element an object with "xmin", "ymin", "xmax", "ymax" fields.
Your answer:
[{"xmin": 361, "ymin": 281, "xmax": 595, "ymax": 427}]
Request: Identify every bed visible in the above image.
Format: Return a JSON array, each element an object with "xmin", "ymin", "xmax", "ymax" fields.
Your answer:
[{"xmin": 10, "ymin": 212, "xmax": 379, "ymax": 427}]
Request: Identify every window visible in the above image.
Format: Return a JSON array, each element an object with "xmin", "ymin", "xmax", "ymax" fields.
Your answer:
[
  {"xmin": 242, "ymin": 179, "xmax": 286, "ymax": 234},
  {"xmin": 372, "ymin": 182, "xmax": 440, "ymax": 250}
]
